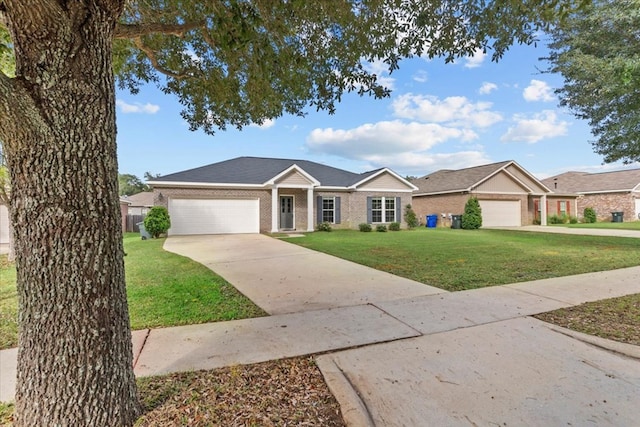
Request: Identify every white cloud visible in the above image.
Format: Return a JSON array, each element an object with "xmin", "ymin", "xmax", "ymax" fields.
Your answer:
[
  {"xmin": 361, "ymin": 151, "xmax": 492, "ymax": 176},
  {"xmin": 478, "ymin": 82, "xmax": 498, "ymax": 95},
  {"xmin": 116, "ymin": 100, "xmax": 160, "ymax": 114},
  {"xmin": 523, "ymin": 79, "xmax": 555, "ymax": 102},
  {"xmin": 413, "ymin": 70, "xmax": 428, "ymax": 83},
  {"xmin": 501, "ymin": 110, "xmax": 569, "ymax": 143},
  {"xmin": 249, "ymin": 118, "xmax": 276, "ymax": 130},
  {"xmin": 306, "ymin": 120, "xmax": 477, "ymax": 159},
  {"xmin": 391, "ymin": 93, "xmax": 503, "ymax": 128},
  {"xmin": 464, "ymin": 48, "xmax": 486, "ymax": 68}
]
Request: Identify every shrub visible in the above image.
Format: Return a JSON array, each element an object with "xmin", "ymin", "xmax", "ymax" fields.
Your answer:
[
  {"xmin": 403, "ymin": 204, "xmax": 419, "ymax": 229},
  {"xmin": 461, "ymin": 197, "xmax": 482, "ymax": 230},
  {"xmin": 376, "ymin": 224, "xmax": 388, "ymax": 232},
  {"xmin": 389, "ymin": 222, "xmax": 401, "ymax": 231},
  {"xmin": 583, "ymin": 207, "xmax": 597, "ymax": 223},
  {"xmin": 359, "ymin": 223, "xmax": 372, "ymax": 232},
  {"xmin": 144, "ymin": 206, "xmax": 171, "ymax": 238},
  {"xmin": 315, "ymin": 221, "xmax": 332, "ymax": 232},
  {"xmin": 569, "ymin": 216, "xmax": 578, "ymax": 224},
  {"xmin": 548, "ymin": 214, "xmax": 569, "ymax": 224}
]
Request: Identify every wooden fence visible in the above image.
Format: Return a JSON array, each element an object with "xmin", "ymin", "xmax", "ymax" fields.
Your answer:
[{"xmin": 125, "ymin": 214, "xmax": 145, "ymax": 232}]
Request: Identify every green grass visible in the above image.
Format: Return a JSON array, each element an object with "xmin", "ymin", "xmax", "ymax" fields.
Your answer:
[
  {"xmin": 0, "ymin": 233, "xmax": 266, "ymax": 350},
  {"xmin": 0, "ymin": 256, "xmax": 17, "ymax": 350},
  {"xmin": 283, "ymin": 228, "xmax": 640, "ymax": 291},
  {"xmin": 558, "ymin": 221, "xmax": 640, "ymax": 230}
]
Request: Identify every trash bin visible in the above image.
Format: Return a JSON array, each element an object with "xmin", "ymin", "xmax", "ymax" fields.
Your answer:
[
  {"xmin": 611, "ymin": 211, "xmax": 624, "ymax": 223},
  {"xmin": 451, "ymin": 214, "xmax": 462, "ymax": 229},
  {"xmin": 137, "ymin": 222, "xmax": 151, "ymax": 240},
  {"xmin": 426, "ymin": 214, "xmax": 438, "ymax": 228}
]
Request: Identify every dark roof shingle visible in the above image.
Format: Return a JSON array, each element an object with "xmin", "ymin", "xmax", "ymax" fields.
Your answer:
[
  {"xmin": 413, "ymin": 161, "xmax": 512, "ymax": 194},
  {"xmin": 542, "ymin": 169, "xmax": 640, "ymax": 193},
  {"xmin": 152, "ymin": 156, "xmax": 382, "ymax": 187}
]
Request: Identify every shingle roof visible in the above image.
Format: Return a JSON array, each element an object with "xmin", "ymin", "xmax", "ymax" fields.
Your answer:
[
  {"xmin": 151, "ymin": 156, "xmax": 384, "ymax": 187},
  {"xmin": 123, "ymin": 191, "xmax": 154, "ymax": 207},
  {"xmin": 412, "ymin": 161, "xmax": 512, "ymax": 194},
  {"xmin": 542, "ymin": 169, "xmax": 640, "ymax": 193}
]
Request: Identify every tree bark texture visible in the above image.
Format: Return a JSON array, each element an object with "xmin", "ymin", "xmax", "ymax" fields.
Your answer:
[{"xmin": 0, "ymin": 1, "xmax": 140, "ymax": 425}]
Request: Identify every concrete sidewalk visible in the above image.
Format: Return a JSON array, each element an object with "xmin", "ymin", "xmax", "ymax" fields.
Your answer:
[
  {"xmin": 2, "ymin": 266, "xmax": 639, "ymax": 411},
  {"xmin": 491, "ymin": 225, "xmax": 640, "ymax": 238}
]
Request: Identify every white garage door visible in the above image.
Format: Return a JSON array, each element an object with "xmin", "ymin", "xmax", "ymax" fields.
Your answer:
[
  {"xmin": 168, "ymin": 199, "xmax": 259, "ymax": 235},
  {"xmin": 479, "ymin": 200, "xmax": 521, "ymax": 227}
]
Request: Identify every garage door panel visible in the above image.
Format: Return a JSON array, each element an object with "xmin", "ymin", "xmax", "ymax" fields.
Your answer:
[
  {"xmin": 479, "ymin": 200, "xmax": 521, "ymax": 227},
  {"xmin": 169, "ymin": 199, "xmax": 259, "ymax": 235}
]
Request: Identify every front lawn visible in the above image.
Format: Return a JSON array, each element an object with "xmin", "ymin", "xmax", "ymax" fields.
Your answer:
[
  {"xmin": 0, "ymin": 233, "xmax": 266, "ymax": 350},
  {"xmin": 283, "ymin": 228, "xmax": 640, "ymax": 291}
]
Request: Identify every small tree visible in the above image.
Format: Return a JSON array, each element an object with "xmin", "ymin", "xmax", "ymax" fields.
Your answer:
[
  {"xmin": 404, "ymin": 204, "xmax": 420, "ymax": 229},
  {"xmin": 144, "ymin": 206, "xmax": 171, "ymax": 238},
  {"xmin": 461, "ymin": 197, "xmax": 482, "ymax": 230},
  {"xmin": 583, "ymin": 207, "xmax": 597, "ymax": 223}
]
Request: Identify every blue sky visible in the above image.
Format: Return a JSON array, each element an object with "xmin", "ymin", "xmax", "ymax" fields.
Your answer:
[{"xmin": 115, "ymin": 38, "xmax": 639, "ymax": 181}]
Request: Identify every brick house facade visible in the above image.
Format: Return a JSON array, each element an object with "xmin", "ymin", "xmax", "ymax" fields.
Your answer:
[
  {"xmin": 148, "ymin": 157, "xmax": 416, "ymax": 234},
  {"xmin": 411, "ymin": 161, "xmax": 554, "ymax": 227},
  {"xmin": 542, "ymin": 169, "xmax": 640, "ymax": 222}
]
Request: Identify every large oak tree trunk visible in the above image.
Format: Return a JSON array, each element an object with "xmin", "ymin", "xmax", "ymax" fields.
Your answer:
[{"xmin": 0, "ymin": 1, "xmax": 141, "ymax": 425}]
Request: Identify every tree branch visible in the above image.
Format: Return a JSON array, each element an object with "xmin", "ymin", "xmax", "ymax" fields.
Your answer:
[
  {"xmin": 132, "ymin": 37, "xmax": 188, "ymax": 79},
  {"xmin": 115, "ymin": 21, "xmax": 204, "ymax": 39}
]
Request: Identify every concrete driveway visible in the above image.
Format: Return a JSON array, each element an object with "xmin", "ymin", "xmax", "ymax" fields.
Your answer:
[{"xmin": 163, "ymin": 234, "xmax": 445, "ymax": 314}]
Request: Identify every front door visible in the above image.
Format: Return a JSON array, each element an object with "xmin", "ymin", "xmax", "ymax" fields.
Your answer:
[{"xmin": 280, "ymin": 196, "xmax": 294, "ymax": 229}]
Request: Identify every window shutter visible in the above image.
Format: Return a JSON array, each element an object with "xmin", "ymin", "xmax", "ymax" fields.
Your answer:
[
  {"xmin": 335, "ymin": 196, "xmax": 341, "ymax": 224},
  {"xmin": 366, "ymin": 196, "xmax": 372, "ymax": 224},
  {"xmin": 395, "ymin": 197, "xmax": 401, "ymax": 222},
  {"xmin": 316, "ymin": 196, "xmax": 323, "ymax": 224},
  {"xmin": 567, "ymin": 201, "xmax": 570, "ymax": 215},
  {"xmin": 557, "ymin": 201, "xmax": 561, "ymax": 214}
]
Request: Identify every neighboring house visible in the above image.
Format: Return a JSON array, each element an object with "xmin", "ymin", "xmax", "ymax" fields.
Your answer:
[
  {"xmin": 122, "ymin": 191, "xmax": 154, "ymax": 215},
  {"xmin": 411, "ymin": 161, "xmax": 563, "ymax": 227},
  {"xmin": 119, "ymin": 198, "xmax": 131, "ymax": 232},
  {"xmin": 0, "ymin": 203, "xmax": 9, "ymax": 245},
  {"xmin": 542, "ymin": 169, "xmax": 640, "ymax": 222},
  {"xmin": 147, "ymin": 156, "xmax": 417, "ymax": 235}
]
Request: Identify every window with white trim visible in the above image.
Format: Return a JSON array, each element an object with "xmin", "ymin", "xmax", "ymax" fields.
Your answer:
[
  {"xmin": 322, "ymin": 197, "xmax": 335, "ymax": 223},
  {"xmin": 371, "ymin": 197, "xmax": 395, "ymax": 223}
]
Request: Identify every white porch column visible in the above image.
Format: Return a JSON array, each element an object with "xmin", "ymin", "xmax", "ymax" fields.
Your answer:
[
  {"xmin": 307, "ymin": 187, "xmax": 314, "ymax": 232},
  {"xmin": 540, "ymin": 194, "xmax": 547, "ymax": 226},
  {"xmin": 271, "ymin": 185, "xmax": 279, "ymax": 233}
]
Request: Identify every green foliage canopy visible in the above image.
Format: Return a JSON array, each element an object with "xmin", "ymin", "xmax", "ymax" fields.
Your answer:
[
  {"xmin": 546, "ymin": 0, "xmax": 640, "ymax": 163},
  {"xmin": 109, "ymin": 0, "xmax": 589, "ymax": 135},
  {"xmin": 118, "ymin": 173, "xmax": 149, "ymax": 196}
]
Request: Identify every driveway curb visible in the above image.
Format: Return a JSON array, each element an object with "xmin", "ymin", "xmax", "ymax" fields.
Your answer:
[{"xmin": 316, "ymin": 357, "xmax": 375, "ymax": 427}]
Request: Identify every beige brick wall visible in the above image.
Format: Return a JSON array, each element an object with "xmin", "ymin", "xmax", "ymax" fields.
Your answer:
[
  {"xmin": 316, "ymin": 191, "xmax": 411, "ymax": 229},
  {"xmin": 411, "ymin": 193, "xmax": 468, "ymax": 227},
  {"xmin": 577, "ymin": 193, "xmax": 638, "ymax": 222}
]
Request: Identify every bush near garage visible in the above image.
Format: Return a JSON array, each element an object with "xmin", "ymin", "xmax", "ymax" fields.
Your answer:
[
  {"xmin": 461, "ymin": 197, "xmax": 482, "ymax": 230},
  {"xmin": 144, "ymin": 206, "xmax": 171, "ymax": 238}
]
